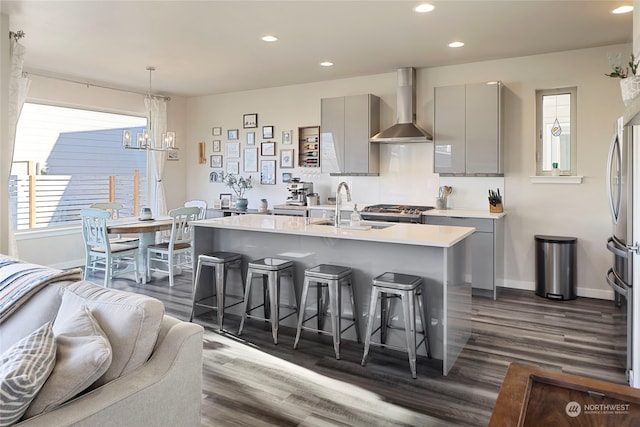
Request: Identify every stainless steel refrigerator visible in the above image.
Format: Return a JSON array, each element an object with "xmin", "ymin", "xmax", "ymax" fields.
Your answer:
[{"xmin": 606, "ymin": 116, "xmax": 638, "ymax": 387}]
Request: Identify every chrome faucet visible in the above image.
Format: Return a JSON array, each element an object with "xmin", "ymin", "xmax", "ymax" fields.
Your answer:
[{"xmin": 335, "ymin": 181, "xmax": 352, "ymax": 228}]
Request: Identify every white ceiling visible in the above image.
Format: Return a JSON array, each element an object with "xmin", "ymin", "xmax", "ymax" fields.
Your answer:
[{"xmin": 0, "ymin": 0, "xmax": 633, "ymax": 97}]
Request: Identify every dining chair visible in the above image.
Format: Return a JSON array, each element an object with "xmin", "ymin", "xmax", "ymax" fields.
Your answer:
[
  {"xmin": 147, "ymin": 206, "xmax": 200, "ymax": 287},
  {"xmin": 80, "ymin": 208, "xmax": 140, "ymax": 288},
  {"xmin": 90, "ymin": 202, "xmax": 138, "ymax": 244},
  {"xmin": 184, "ymin": 200, "xmax": 208, "ymax": 220}
]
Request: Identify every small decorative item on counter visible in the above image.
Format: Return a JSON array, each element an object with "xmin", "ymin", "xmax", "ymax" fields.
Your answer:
[
  {"xmin": 258, "ymin": 198, "xmax": 268, "ymax": 213},
  {"xmin": 220, "ymin": 172, "xmax": 253, "ymax": 211},
  {"xmin": 350, "ymin": 204, "xmax": 362, "ymax": 227},
  {"xmin": 488, "ymin": 189, "xmax": 503, "ymax": 213},
  {"xmin": 437, "ymin": 186, "xmax": 452, "ymax": 209}
]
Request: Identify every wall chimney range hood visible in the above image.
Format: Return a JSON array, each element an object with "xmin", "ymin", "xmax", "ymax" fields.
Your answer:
[{"xmin": 370, "ymin": 67, "xmax": 432, "ymax": 143}]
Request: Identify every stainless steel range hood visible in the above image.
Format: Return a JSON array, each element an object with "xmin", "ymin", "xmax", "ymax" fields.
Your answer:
[{"xmin": 370, "ymin": 67, "xmax": 432, "ymax": 143}]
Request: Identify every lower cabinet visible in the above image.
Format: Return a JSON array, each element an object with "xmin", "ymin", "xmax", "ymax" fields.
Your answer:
[{"xmin": 423, "ymin": 216, "xmax": 503, "ymax": 299}]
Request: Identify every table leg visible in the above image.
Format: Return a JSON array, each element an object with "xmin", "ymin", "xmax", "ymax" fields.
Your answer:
[{"xmin": 138, "ymin": 231, "xmax": 157, "ymax": 284}]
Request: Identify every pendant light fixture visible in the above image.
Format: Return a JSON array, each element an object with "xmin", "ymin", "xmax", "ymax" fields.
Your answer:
[{"xmin": 122, "ymin": 66, "xmax": 176, "ymax": 151}]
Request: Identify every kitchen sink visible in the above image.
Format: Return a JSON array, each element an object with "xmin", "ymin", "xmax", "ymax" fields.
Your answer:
[{"xmin": 310, "ymin": 219, "xmax": 394, "ymax": 230}]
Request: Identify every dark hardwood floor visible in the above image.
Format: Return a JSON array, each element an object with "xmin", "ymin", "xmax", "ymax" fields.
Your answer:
[{"xmin": 92, "ymin": 270, "xmax": 627, "ymax": 426}]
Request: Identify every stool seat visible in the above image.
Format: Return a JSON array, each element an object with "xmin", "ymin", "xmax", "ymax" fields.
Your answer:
[
  {"xmin": 248, "ymin": 257, "xmax": 293, "ymax": 270},
  {"xmin": 305, "ymin": 264, "xmax": 352, "ymax": 280},
  {"xmin": 373, "ymin": 272, "xmax": 422, "ymax": 290},
  {"xmin": 199, "ymin": 252, "xmax": 242, "ymax": 264}
]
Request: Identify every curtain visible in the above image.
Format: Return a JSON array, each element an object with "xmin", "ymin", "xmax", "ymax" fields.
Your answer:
[
  {"xmin": 1, "ymin": 38, "xmax": 30, "ymax": 256},
  {"xmin": 145, "ymin": 96, "xmax": 167, "ymax": 218}
]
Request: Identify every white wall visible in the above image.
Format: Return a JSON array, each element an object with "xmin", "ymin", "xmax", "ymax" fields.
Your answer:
[{"xmin": 184, "ymin": 44, "xmax": 629, "ymax": 299}]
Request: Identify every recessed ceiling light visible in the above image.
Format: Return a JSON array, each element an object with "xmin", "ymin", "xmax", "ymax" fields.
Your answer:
[
  {"xmin": 414, "ymin": 3, "xmax": 435, "ymax": 13},
  {"xmin": 612, "ymin": 5, "xmax": 633, "ymax": 14},
  {"xmin": 261, "ymin": 35, "xmax": 278, "ymax": 42},
  {"xmin": 320, "ymin": 61, "xmax": 334, "ymax": 67},
  {"xmin": 448, "ymin": 41, "xmax": 464, "ymax": 48}
]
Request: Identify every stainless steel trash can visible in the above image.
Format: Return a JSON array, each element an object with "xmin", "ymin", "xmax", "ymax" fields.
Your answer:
[{"xmin": 535, "ymin": 235, "xmax": 577, "ymax": 300}]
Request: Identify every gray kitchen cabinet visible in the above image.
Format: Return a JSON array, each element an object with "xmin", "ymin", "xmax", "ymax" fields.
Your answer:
[
  {"xmin": 423, "ymin": 215, "xmax": 504, "ymax": 299},
  {"xmin": 434, "ymin": 82, "xmax": 503, "ymax": 175},
  {"xmin": 320, "ymin": 94, "xmax": 380, "ymax": 175}
]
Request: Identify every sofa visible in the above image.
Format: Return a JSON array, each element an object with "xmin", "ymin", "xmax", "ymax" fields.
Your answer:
[{"xmin": 0, "ymin": 256, "xmax": 204, "ymax": 426}]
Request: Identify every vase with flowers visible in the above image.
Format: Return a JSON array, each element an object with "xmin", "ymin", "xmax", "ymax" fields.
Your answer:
[
  {"xmin": 606, "ymin": 53, "xmax": 640, "ymax": 106},
  {"xmin": 220, "ymin": 172, "xmax": 253, "ymax": 210}
]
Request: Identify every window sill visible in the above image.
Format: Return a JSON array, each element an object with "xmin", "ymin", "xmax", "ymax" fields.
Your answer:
[{"xmin": 529, "ymin": 175, "xmax": 583, "ymax": 184}]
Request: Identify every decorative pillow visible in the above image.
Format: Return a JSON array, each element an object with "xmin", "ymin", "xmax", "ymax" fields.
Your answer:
[
  {"xmin": 56, "ymin": 281, "xmax": 164, "ymax": 386},
  {"xmin": 25, "ymin": 306, "xmax": 112, "ymax": 417},
  {"xmin": 0, "ymin": 322, "xmax": 56, "ymax": 427}
]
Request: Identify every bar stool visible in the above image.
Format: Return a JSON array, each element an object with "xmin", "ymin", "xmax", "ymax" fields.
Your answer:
[
  {"xmin": 293, "ymin": 264, "xmax": 361, "ymax": 359},
  {"xmin": 361, "ymin": 272, "xmax": 430, "ymax": 379},
  {"xmin": 190, "ymin": 252, "xmax": 244, "ymax": 331},
  {"xmin": 238, "ymin": 257, "xmax": 297, "ymax": 344}
]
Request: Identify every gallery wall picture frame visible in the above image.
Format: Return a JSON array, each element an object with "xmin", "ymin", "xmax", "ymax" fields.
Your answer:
[
  {"xmin": 210, "ymin": 155, "xmax": 223, "ymax": 168},
  {"xmin": 167, "ymin": 149, "xmax": 179, "ymax": 161},
  {"xmin": 198, "ymin": 142, "xmax": 206, "ymax": 164},
  {"xmin": 212, "ymin": 127, "xmax": 222, "ymax": 136},
  {"xmin": 227, "ymin": 142, "xmax": 240, "ymax": 158},
  {"xmin": 262, "ymin": 125, "xmax": 274, "ymax": 139},
  {"xmin": 244, "ymin": 148, "xmax": 258, "ymax": 172},
  {"xmin": 213, "ymin": 140, "xmax": 221, "ymax": 152},
  {"xmin": 243, "ymin": 113, "xmax": 258, "ymax": 129},
  {"xmin": 246, "ymin": 131, "xmax": 255, "ymax": 145},
  {"xmin": 261, "ymin": 141, "xmax": 276, "ymax": 156},
  {"xmin": 260, "ymin": 160, "xmax": 276, "ymax": 185},
  {"xmin": 227, "ymin": 161, "xmax": 240, "ymax": 175},
  {"xmin": 282, "ymin": 130, "xmax": 292, "ymax": 145},
  {"xmin": 280, "ymin": 149, "xmax": 294, "ymax": 168},
  {"xmin": 282, "ymin": 172, "xmax": 292, "ymax": 183},
  {"xmin": 227, "ymin": 129, "xmax": 239, "ymax": 140},
  {"xmin": 219, "ymin": 193, "xmax": 232, "ymax": 209}
]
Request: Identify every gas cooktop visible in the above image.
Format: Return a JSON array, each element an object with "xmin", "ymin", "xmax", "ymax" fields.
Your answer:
[{"xmin": 362, "ymin": 204, "xmax": 434, "ymax": 215}]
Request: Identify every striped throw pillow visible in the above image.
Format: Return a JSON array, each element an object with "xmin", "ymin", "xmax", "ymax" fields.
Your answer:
[{"xmin": 0, "ymin": 322, "xmax": 56, "ymax": 426}]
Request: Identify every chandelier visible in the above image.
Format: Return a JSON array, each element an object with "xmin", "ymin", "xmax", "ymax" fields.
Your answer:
[{"xmin": 122, "ymin": 66, "xmax": 176, "ymax": 151}]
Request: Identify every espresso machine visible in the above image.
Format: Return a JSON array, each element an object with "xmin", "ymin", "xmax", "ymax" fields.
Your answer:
[{"xmin": 286, "ymin": 178, "xmax": 313, "ymax": 206}]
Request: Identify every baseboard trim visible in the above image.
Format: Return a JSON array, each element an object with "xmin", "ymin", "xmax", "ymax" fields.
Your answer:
[{"xmin": 499, "ymin": 279, "xmax": 614, "ymax": 301}]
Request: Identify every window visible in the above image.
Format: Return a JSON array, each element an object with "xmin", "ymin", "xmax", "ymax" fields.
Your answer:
[
  {"xmin": 535, "ymin": 87, "xmax": 577, "ymax": 176},
  {"xmin": 10, "ymin": 103, "xmax": 148, "ymax": 230}
]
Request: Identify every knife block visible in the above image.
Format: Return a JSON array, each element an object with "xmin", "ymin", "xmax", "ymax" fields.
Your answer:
[{"xmin": 489, "ymin": 202, "xmax": 503, "ymax": 213}]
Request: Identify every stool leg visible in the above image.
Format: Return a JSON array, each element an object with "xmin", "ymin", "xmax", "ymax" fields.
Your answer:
[
  {"xmin": 317, "ymin": 282, "xmax": 326, "ymax": 331},
  {"xmin": 381, "ymin": 292, "xmax": 392, "ymax": 344},
  {"xmin": 361, "ymin": 287, "xmax": 380, "ymax": 367},
  {"xmin": 346, "ymin": 277, "xmax": 361, "ymax": 343},
  {"xmin": 416, "ymin": 290, "xmax": 431, "ymax": 358},
  {"xmin": 189, "ymin": 259, "xmax": 205, "ymax": 322},
  {"xmin": 215, "ymin": 263, "xmax": 226, "ymax": 331},
  {"xmin": 238, "ymin": 268, "xmax": 254, "ymax": 336},
  {"xmin": 401, "ymin": 291, "xmax": 418, "ymax": 379},
  {"xmin": 328, "ymin": 279, "xmax": 341, "ymax": 359},
  {"xmin": 268, "ymin": 271, "xmax": 279, "ymax": 344},
  {"xmin": 294, "ymin": 276, "xmax": 311, "ymax": 349},
  {"xmin": 262, "ymin": 275, "xmax": 270, "ymax": 320}
]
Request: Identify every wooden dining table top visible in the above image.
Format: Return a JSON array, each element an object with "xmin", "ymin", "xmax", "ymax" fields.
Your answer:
[{"xmin": 107, "ymin": 217, "xmax": 174, "ymax": 234}]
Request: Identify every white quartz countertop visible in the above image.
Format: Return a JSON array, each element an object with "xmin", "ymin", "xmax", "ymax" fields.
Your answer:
[
  {"xmin": 306, "ymin": 204, "xmax": 354, "ymax": 211},
  {"xmin": 423, "ymin": 209, "xmax": 506, "ymax": 220},
  {"xmin": 193, "ymin": 214, "xmax": 474, "ymax": 248}
]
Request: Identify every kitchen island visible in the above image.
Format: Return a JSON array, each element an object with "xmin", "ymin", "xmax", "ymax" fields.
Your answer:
[{"xmin": 192, "ymin": 214, "xmax": 475, "ymax": 375}]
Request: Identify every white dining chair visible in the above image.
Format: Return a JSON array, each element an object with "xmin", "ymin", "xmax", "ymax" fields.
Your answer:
[
  {"xmin": 80, "ymin": 208, "xmax": 140, "ymax": 287},
  {"xmin": 147, "ymin": 206, "xmax": 200, "ymax": 287},
  {"xmin": 184, "ymin": 200, "xmax": 208, "ymax": 220},
  {"xmin": 90, "ymin": 202, "xmax": 139, "ymax": 244}
]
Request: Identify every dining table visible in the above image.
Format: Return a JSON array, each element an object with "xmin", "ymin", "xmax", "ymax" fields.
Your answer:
[{"xmin": 107, "ymin": 216, "xmax": 174, "ymax": 283}]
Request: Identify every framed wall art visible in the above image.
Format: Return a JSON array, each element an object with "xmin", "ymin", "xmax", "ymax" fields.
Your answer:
[
  {"xmin": 282, "ymin": 130, "xmax": 292, "ymax": 145},
  {"xmin": 227, "ymin": 161, "xmax": 240, "ymax": 175},
  {"xmin": 260, "ymin": 160, "xmax": 276, "ymax": 185},
  {"xmin": 167, "ymin": 149, "xmax": 179, "ymax": 161},
  {"xmin": 212, "ymin": 127, "xmax": 222, "ymax": 136},
  {"xmin": 261, "ymin": 141, "xmax": 275, "ymax": 156},
  {"xmin": 280, "ymin": 149, "xmax": 294, "ymax": 168},
  {"xmin": 212, "ymin": 140, "xmax": 221, "ymax": 152},
  {"xmin": 262, "ymin": 125, "xmax": 274, "ymax": 139},
  {"xmin": 227, "ymin": 128, "xmax": 239, "ymax": 140},
  {"xmin": 282, "ymin": 172, "xmax": 292, "ymax": 183},
  {"xmin": 227, "ymin": 142, "xmax": 240, "ymax": 158},
  {"xmin": 244, "ymin": 148, "xmax": 258, "ymax": 172},
  {"xmin": 246, "ymin": 131, "xmax": 255, "ymax": 145},
  {"xmin": 243, "ymin": 113, "xmax": 258, "ymax": 129},
  {"xmin": 219, "ymin": 193, "xmax": 232, "ymax": 209},
  {"xmin": 210, "ymin": 155, "xmax": 223, "ymax": 168}
]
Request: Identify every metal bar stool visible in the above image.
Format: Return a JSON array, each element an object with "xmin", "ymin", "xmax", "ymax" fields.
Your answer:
[
  {"xmin": 190, "ymin": 252, "xmax": 244, "ymax": 331},
  {"xmin": 293, "ymin": 264, "xmax": 361, "ymax": 359},
  {"xmin": 238, "ymin": 257, "xmax": 297, "ymax": 344},
  {"xmin": 361, "ymin": 272, "xmax": 431, "ymax": 378}
]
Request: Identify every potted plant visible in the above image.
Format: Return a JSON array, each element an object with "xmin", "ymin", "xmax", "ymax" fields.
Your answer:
[
  {"xmin": 220, "ymin": 172, "xmax": 253, "ymax": 210},
  {"xmin": 606, "ymin": 53, "xmax": 640, "ymax": 106}
]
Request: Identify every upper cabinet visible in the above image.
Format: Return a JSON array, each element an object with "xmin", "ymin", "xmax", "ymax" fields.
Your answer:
[
  {"xmin": 434, "ymin": 82, "xmax": 503, "ymax": 175},
  {"xmin": 320, "ymin": 94, "xmax": 380, "ymax": 176}
]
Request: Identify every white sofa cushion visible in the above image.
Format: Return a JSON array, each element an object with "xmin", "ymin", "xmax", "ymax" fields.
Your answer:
[
  {"xmin": 25, "ymin": 305, "xmax": 112, "ymax": 417},
  {"xmin": 56, "ymin": 281, "xmax": 164, "ymax": 386},
  {"xmin": 0, "ymin": 322, "xmax": 56, "ymax": 427}
]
